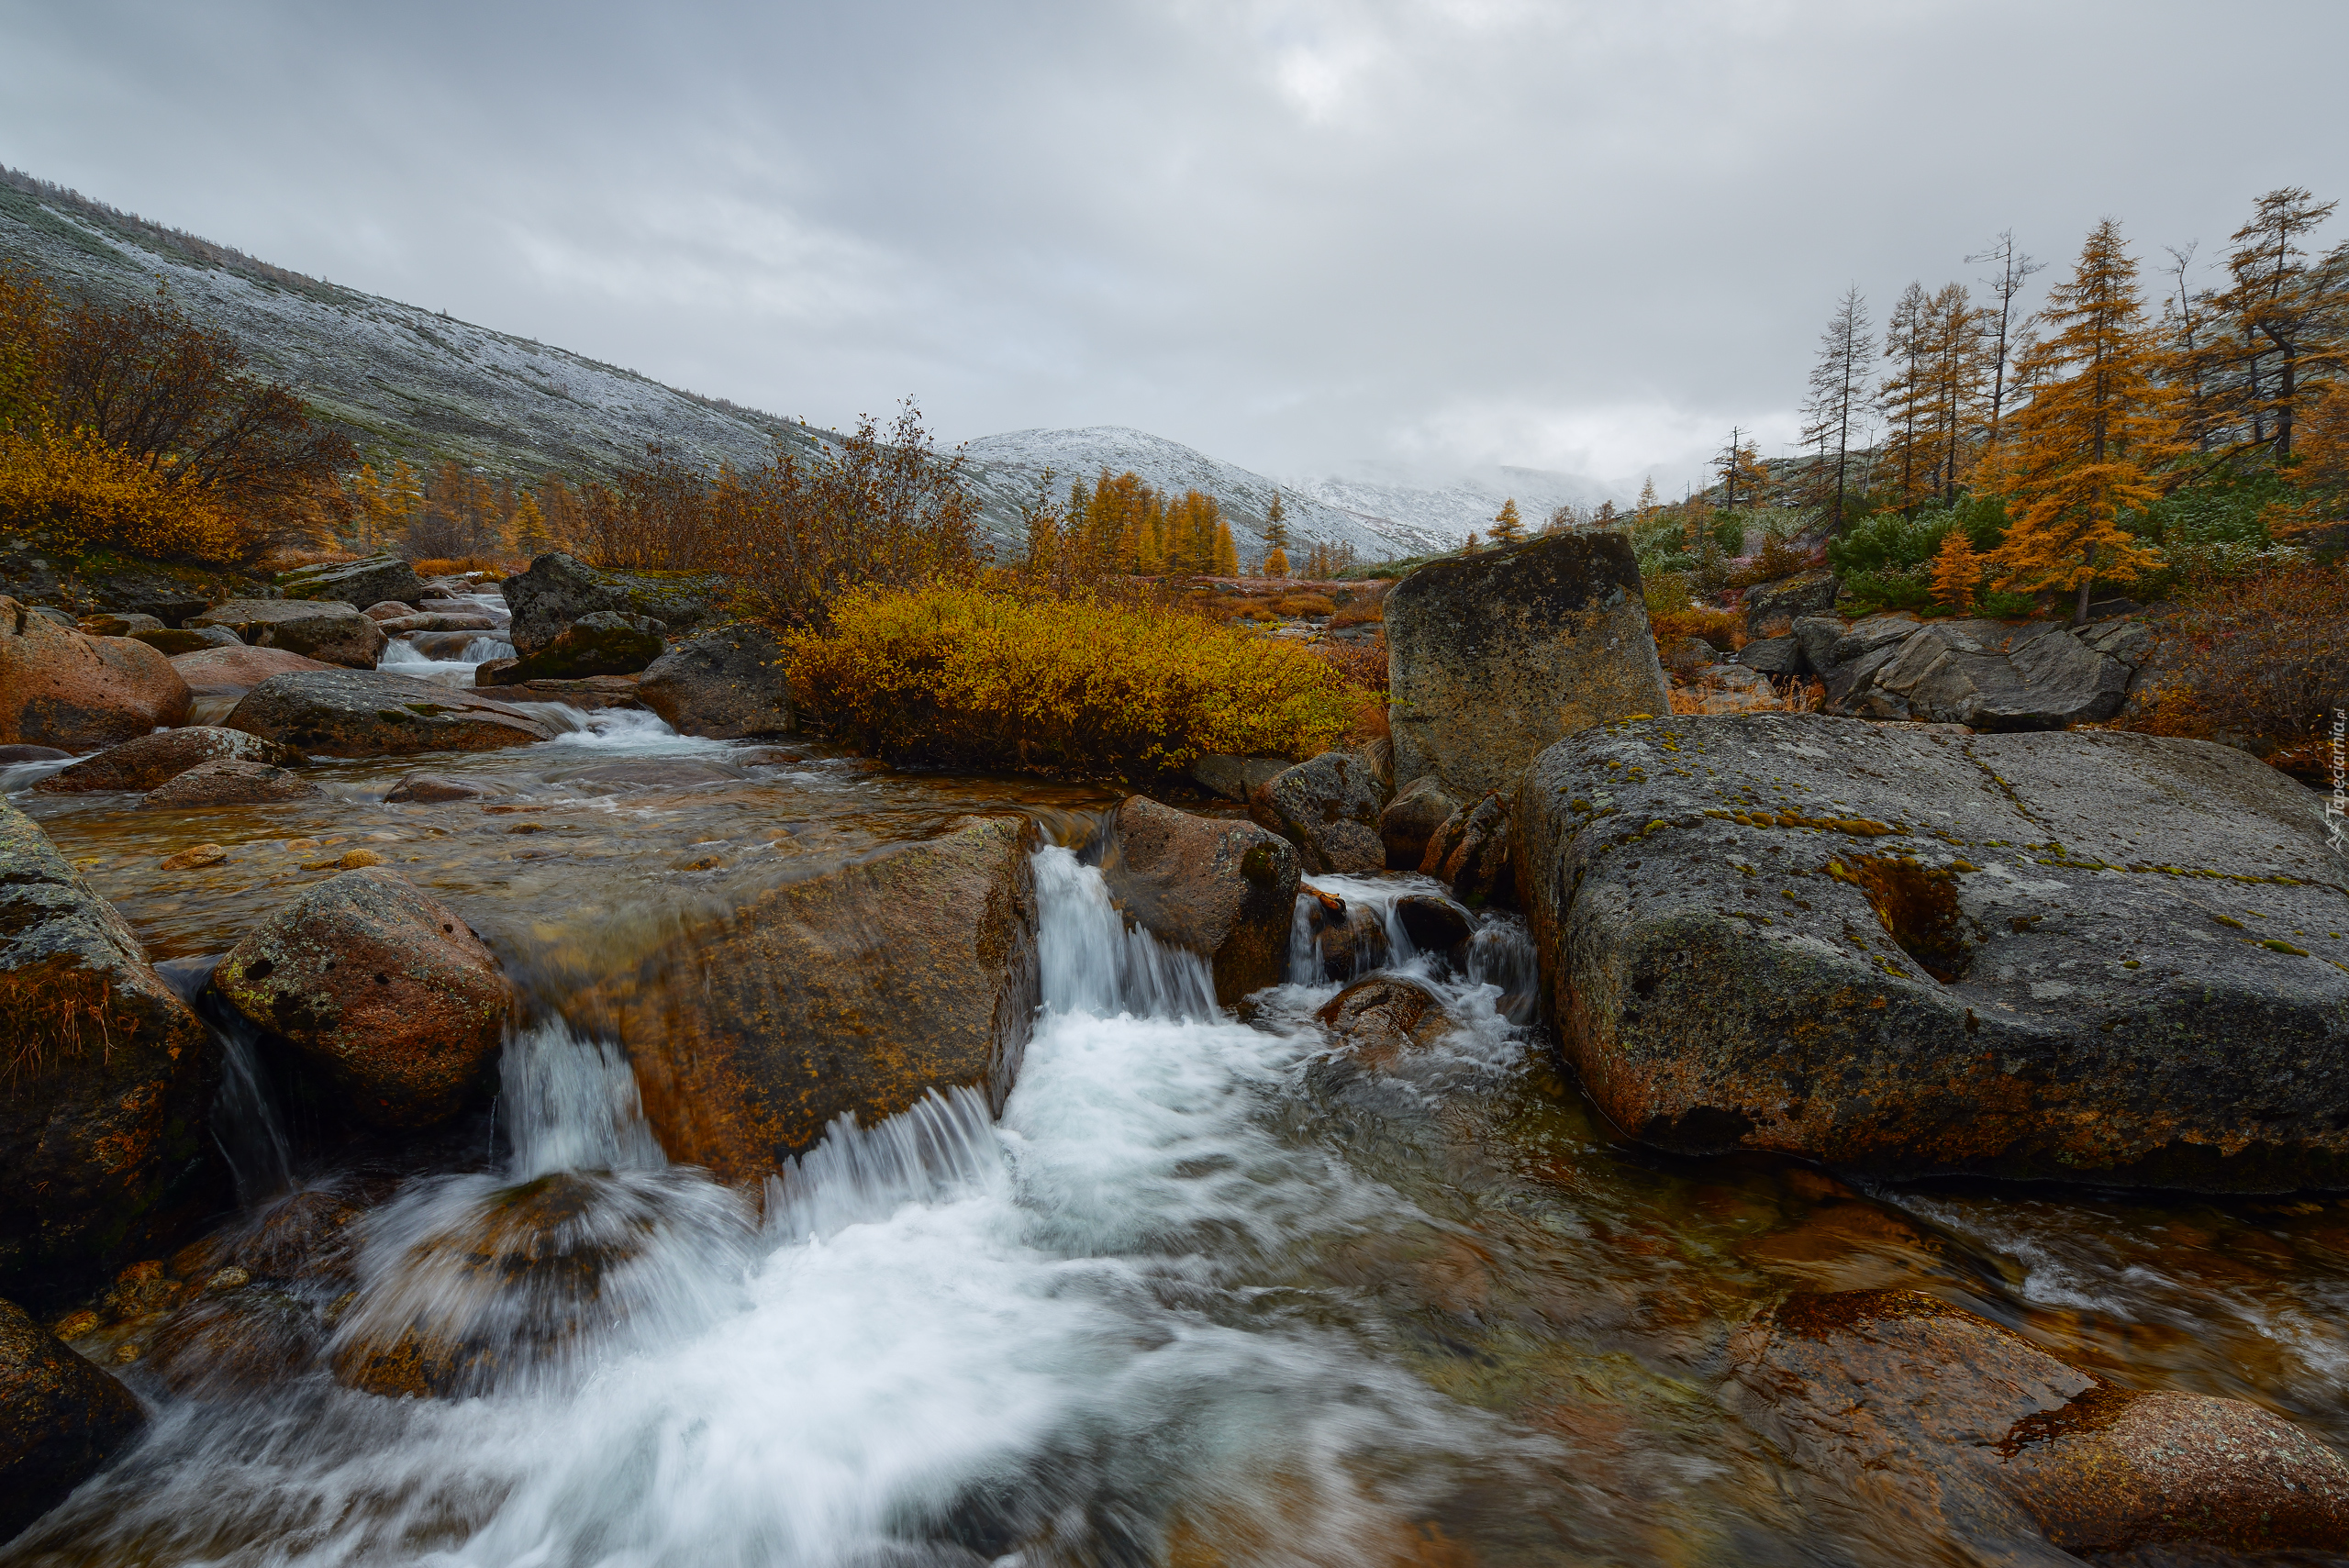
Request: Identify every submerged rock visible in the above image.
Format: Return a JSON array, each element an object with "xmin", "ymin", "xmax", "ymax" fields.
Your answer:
[
  {"xmin": 504, "ymin": 610, "xmax": 665, "ymax": 681},
  {"xmin": 33, "ymin": 727, "xmax": 305, "ymax": 795},
  {"xmin": 1249, "ymin": 750, "xmax": 1387, "ymax": 874},
  {"xmin": 226, "ymin": 670, "xmax": 553, "ymax": 756},
  {"xmin": 275, "ymin": 554, "xmax": 425, "ymax": 610},
  {"xmin": 1100, "ymin": 795, "xmax": 1297, "ymax": 1005},
  {"xmin": 145, "ymin": 758, "xmax": 321, "ymax": 807},
  {"xmin": 1729, "ymin": 1288, "xmax": 2349, "ymax": 1558},
  {"xmin": 188, "ymin": 599, "xmax": 387, "ymax": 670},
  {"xmin": 1386, "ymin": 531, "xmax": 1666, "ymax": 801},
  {"xmin": 0, "ymin": 1296, "xmax": 145, "ymax": 1541},
  {"xmin": 0, "ymin": 801, "xmax": 215, "ymax": 1296},
  {"xmin": 0, "ymin": 597, "xmax": 192, "ymax": 751},
  {"xmin": 383, "ymin": 773, "xmax": 498, "ymax": 804},
  {"xmin": 636, "ymin": 622, "xmax": 793, "ymax": 740},
  {"xmin": 1516, "ymin": 713, "xmax": 2349, "ymax": 1187},
  {"xmin": 591, "ymin": 817, "xmax": 1041, "ymax": 1184},
  {"xmin": 1316, "ymin": 975, "xmax": 1459, "ymax": 1068},
  {"xmin": 212, "ymin": 869, "xmax": 512, "ymax": 1130}
]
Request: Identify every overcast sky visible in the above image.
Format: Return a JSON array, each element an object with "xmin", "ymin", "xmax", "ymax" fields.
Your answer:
[{"xmin": 4, "ymin": 1, "xmax": 2344, "ymax": 491}]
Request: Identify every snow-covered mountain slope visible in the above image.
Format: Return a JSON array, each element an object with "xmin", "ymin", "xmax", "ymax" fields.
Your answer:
[
  {"xmin": 958, "ymin": 427, "xmax": 1458, "ymax": 562},
  {"xmin": 1286, "ymin": 463, "xmax": 1632, "ymax": 547},
  {"xmin": 0, "ymin": 171, "xmax": 825, "ymax": 482}
]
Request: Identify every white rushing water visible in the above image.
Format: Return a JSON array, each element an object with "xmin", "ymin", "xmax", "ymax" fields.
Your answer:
[{"xmin": 21, "ymin": 848, "xmax": 1538, "ymax": 1567}]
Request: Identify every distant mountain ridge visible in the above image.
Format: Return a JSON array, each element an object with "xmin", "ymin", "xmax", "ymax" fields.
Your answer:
[{"xmin": 2, "ymin": 166, "xmax": 1605, "ymax": 563}]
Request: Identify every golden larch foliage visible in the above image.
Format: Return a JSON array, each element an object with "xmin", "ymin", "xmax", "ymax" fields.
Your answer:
[{"xmin": 1930, "ymin": 529, "xmax": 1982, "ymax": 613}]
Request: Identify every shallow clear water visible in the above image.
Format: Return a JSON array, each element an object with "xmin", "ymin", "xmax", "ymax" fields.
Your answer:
[{"xmin": 11, "ymin": 716, "xmax": 2349, "ymax": 1565}]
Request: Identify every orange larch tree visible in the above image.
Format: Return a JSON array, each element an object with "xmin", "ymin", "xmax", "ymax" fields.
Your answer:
[{"xmin": 1988, "ymin": 219, "xmax": 2180, "ymax": 625}]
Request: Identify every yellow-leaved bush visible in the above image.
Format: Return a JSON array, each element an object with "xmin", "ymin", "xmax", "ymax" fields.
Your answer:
[
  {"xmin": 0, "ymin": 426, "xmax": 242, "ymax": 562},
  {"xmin": 785, "ymin": 584, "xmax": 1363, "ymax": 779}
]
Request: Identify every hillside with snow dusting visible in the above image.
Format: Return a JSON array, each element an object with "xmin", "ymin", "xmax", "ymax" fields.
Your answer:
[{"xmin": 1286, "ymin": 463, "xmax": 1633, "ymax": 547}]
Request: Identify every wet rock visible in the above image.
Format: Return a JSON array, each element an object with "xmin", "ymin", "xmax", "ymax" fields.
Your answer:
[
  {"xmin": 1316, "ymin": 975, "xmax": 1459, "ymax": 1068},
  {"xmin": 212, "ymin": 869, "xmax": 513, "ymax": 1130},
  {"xmin": 1380, "ymin": 775, "xmax": 1458, "ymax": 872},
  {"xmin": 167, "ymin": 644, "xmax": 333, "ymax": 701},
  {"xmin": 1735, "ymin": 635, "xmax": 1803, "ymax": 678},
  {"xmin": 76, "ymin": 612, "xmax": 164, "ymax": 639},
  {"xmin": 131, "ymin": 624, "xmax": 242, "ymax": 655},
  {"xmin": 0, "ymin": 800, "xmax": 215, "ymax": 1296},
  {"xmin": 1100, "ymin": 795, "xmax": 1298, "ymax": 1006},
  {"xmin": 144, "ymin": 1284, "xmax": 321, "ymax": 1398},
  {"xmin": 360, "ymin": 601, "xmax": 417, "ymax": 621},
  {"xmin": 637, "ymin": 621, "xmax": 793, "ymax": 740},
  {"xmin": 0, "ymin": 744, "xmax": 69, "ymax": 764},
  {"xmin": 407, "ymin": 630, "xmax": 485, "ymax": 660},
  {"xmin": 592, "ymin": 817, "xmax": 1041, "ymax": 1184},
  {"xmin": 1728, "ymin": 1289, "xmax": 2349, "ymax": 1558},
  {"xmin": 1189, "ymin": 753, "xmax": 1290, "ymax": 804},
  {"xmin": 1419, "ymin": 791, "xmax": 1514, "ymax": 906},
  {"xmin": 1515, "ymin": 713, "xmax": 2349, "ymax": 1186},
  {"xmin": 0, "ymin": 1296, "xmax": 145, "ymax": 1541},
  {"xmin": 1386, "ymin": 532, "xmax": 1666, "ymax": 801},
  {"xmin": 473, "ymin": 657, "xmax": 519, "ymax": 686},
  {"xmin": 504, "ymin": 551, "xmax": 721, "ymax": 655},
  {"xmin": 146, "ymin": 758, "xmax": 321, "ymax": 807},
  {"xmin": 158, "ymin": 843, "xmax": 227, "ymax": 871},
  {"xmin": 33, "ymin": 727, "xmax": 306, "ymax": 795},
  {"xmin": 1249, "ymin": 751, "xmax": 1388, "ymax": 874},
  {"xmin": 471, "ymin": 675, "xmax": 647, "ymax": 712},
  {"xmin": 384, "ymin": 773, "xmax": 496, "ymax": 804},
  {"xmin": 1742, "ymin": 570, "xmax": 1841, "ymax": 635},
  {"xmin": 225, "ymin": 670, "xmax": 553, "ymax": 756},
  {"xmin": 1303, "ymin": 888, "xmax": 1387, "ymax": 981},
  {"xmin": 504, "ymin": 610, "xmax": 664, "ymax": 681},
  {"xmin": 373, "ymin": 613, "xmax": 501, "ymax": 635},
  {"xmin": 275, "ymin": 553, "xmax": 425, "ymax": 609},
  {"xmin": 0, "ymin": 597, "xmax": 193, "ymax": 751},
  {"xmin": 187, "ymin": 599, "xmax": 387, "ymax": 670},
  {"xmin": 1394, "ymin": 893, "xmax": 1472, "ymax": 955}
]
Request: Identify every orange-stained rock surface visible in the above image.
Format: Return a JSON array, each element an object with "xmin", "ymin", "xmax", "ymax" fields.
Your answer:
[{"xmin": 0, "ymin": 597, "xmax": 191, "ymax": 751}]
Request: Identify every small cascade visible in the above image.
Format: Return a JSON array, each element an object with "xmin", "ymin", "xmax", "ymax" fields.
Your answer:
[
  {"xmin": 1034, "ymin": 843, "xmax": 1219, "ymax": 1020},
  {"xmin": 154, "ymin": 954, "xmax": 292, "ymax": 1204},
  {"xmin": 1288, "ymin": 872, "xmax": 1542, "ymax": 1022},
  {"xmin": 501, "ymin": 1015, "xmax": 667, "ymax": 1180},
  {"xmin": 763, "ymin": 1087, "xmax": 1006, "ymax": 1244}
]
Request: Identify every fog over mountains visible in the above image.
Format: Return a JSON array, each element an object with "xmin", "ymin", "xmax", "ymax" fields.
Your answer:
[{"xmin": 3, "ymin": 167, "xmax": 1619, "ymax": 562}]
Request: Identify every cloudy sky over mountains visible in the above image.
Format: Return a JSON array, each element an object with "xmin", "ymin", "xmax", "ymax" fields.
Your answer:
[{"xmin": 4, "ymin": 1, "xmax": 2343, "ymax": 490}]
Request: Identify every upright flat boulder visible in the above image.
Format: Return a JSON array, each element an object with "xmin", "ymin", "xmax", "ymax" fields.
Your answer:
[
  {"xmin": 1386, "ymin": 533, "xmax": 1667, "ymax": 800},
  {"xmin": 504, "ymin": 552, "xmax": 722, "ymax": 655},
  {"xmin": 33, "ymin": 727, "xmax": 305, "ymax": 795},
  {"xmin": 1249, "ymin": 751, "xmax": 1387, "ymax": 874},
  {"xmin": 637, "ymin": 622, "xmax": 793, "ymax": 739},
  {"xmin": 1100, "ymin": 795, "xmax": 1299, "ymax": 1005},
  {"xmin": 1516, "ymin": 714, "xmax": 2349, "ymax": 1187},
  {"xmin": 275, "ymin": 554, "xmax": 425, "ymax": 610},
  {"xmin": 589, "ymin": 817, "xmax": 1041, "ymax": 1184},
  {"xmin": 1, "ymin": 1296, "xmax": 146, "ymax": 1541},
  {"xmin": 226, "ymin": 670, "xmax": 553, "ymax": 756},
  {"xmin": 213, "ymin": 870, "xmax": 511, "ymax": 1129},
  {"xmin": 188, "ymin": 600, "xmax": 386, "ymax": 670},
  {"xmin": 0, "ymin": 801, "xmax": 215, "ymax": 1296},
  {"xmin": 0, "ymin": 598, "xmax": 192, "ymax": 751},
  {"xmin": 1729, "ymin": 1289, "xmax": 2349, "ymax": 1558}
]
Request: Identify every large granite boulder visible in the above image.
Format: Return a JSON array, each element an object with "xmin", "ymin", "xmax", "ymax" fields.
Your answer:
[
  {"xmin": 1516, "ymin": 713, "xmax": 2349, "ymax": 1188},
  {"xmin": 1, "ymin": 1296, "xmax": 146, "ymax": 1541},
  {"xmin": 636, "ymin": 622, "xmax": 793, "ymax": 740},
  {"xmin": 275, "ymin": 554, "xmax": 425, "ymax": 610},
  {"xmin": 33, "ymin": 727, "xmax": 305, "ymax": 795},
  {"xmin": 187, "ymin": 600, "xmax": 386, "ymax": 670},
  {"xmin": 1828, "ymin": 617, "xmax": 2143, "ymax": 730},
  {"xmin": 588, "ymin": 818, "xmax": 1040, "ymax": 1184},
  {"xmin": 504, "ymin": 552, "xmax": 722, "ymax": 655},
  {"xmin": 0, "ymin": 599, "xmax": 192, "ymax": 751},
  {"xmin": 167, "ymin": 645, "xmax": 332, "ymax": 702},
  {"xmin": 226, "ymin": 670, "xmax": 553, "ymax": 756},
  {"xmin": 504, "ymin": 610, "xmax": 665, "ymax": 681},
  {"xmin": 1099, "ymin": 795, "xmax": 1299, "ymax": 1006},
  {"xmin": 1386, "ymin": 532, "xmax": 1667, "ymax": 800},
  {"xmin": 213, "ymin": 870, "xmax": 512, "ymax": 1130},
  {"xmin": 0, "ymin": 801, "xmax": 216, "ymax": 1296},
  {"xmin": 1742, "ymin": 570, "xmax": 1841, "ymax": 635},
  {"xmin": 1729, "ymin": 1289, "xmax": 2349, "ymax": 1558},
  {"xmin": 1249, "ymin": 750, "xmax": 1388, "ymax": 873}
]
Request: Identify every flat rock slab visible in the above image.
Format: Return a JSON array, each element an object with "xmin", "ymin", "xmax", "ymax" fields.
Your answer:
[
  {"xmin": 471, "ymin": 675, "xmax": 647, "ymax": 712},
  {"xmin": 34, "ymin": 727, "xmax": 305, "ymax": 794},
  {"xmin": 1517, "ymin": 713, "xmax": 2349, "ymax": 1187},
  {"xmin": 168, "ymin": 645, "xmax": 334, "ymax": 698},
  {"xmin": 226, "ymin": 670, "xmax": 554, "ymax": 757},
  {"xmin": 275, "ymin": 555, "xmax": 424, "ymax": 609},
  {"xmin": 189, "ymin": 600, "xmax": 386, "ymax": 670}
]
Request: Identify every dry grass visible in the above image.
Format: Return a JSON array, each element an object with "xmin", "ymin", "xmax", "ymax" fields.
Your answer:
[
  {"xmin": 1274, "ymin": 592, "xmax": 1339, "ymax": 618},
  {"xmin": 2120, "ymin": 564, "xmax": 2346, "ymax": 780},
  {"xmin": 410, "ymin": 556, "xmax": 513, "ymax": 580}
]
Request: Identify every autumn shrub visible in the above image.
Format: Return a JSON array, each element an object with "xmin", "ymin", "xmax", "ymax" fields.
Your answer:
[
  {"xmin": 1274, "ymin": 593, "xmax": 1338, "ymax": 618},
  {"xmin": 410, "ymin": 556, "xmax": 511, "ymax": 580},
  {"xmin": 0, "ymin": 427, "xmax": 244, "ymax": 562},
  {"xmin": 1326, "ymin": 584, "xmax": 1388, "ymax": 628},
  {"xmin": 1642, "ymin": 570, "xmax": 1745, "ymax": 649},
  {"xmin": 785, "ymin": 584, "xmax": 1364, "ymax": 780},
  {"xmin": 2121, "ymin": 564, "xmax": 2346, "ymax": 776},
  {"xmin": 1724, "ymin": 533, "xmax": 1813, "ymax": 591}
]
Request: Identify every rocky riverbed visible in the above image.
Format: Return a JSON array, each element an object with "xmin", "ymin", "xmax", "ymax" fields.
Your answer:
[{"xmin": 4, "ymin": 537, "xmax": 2347, "ymax": 1565}]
